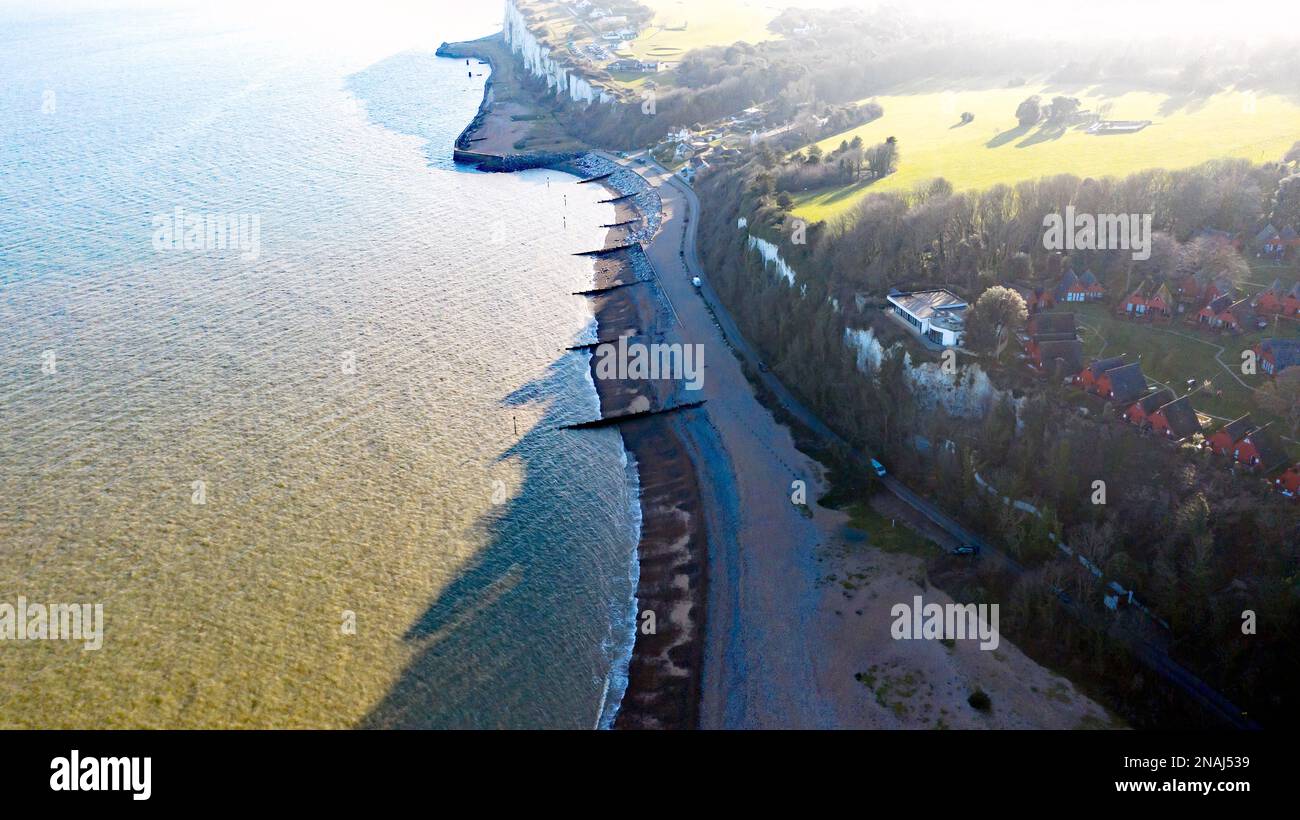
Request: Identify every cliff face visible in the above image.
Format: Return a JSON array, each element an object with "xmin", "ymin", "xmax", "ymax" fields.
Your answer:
[
  {"xmin": 503, "ymin": 1, "xmax": 614, "ymax": 106},
  {"xmin": 845, "ymin": 325, "xmax": 1023, "ymax": 420}
]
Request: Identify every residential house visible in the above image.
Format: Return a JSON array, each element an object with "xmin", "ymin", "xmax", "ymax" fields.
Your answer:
[
  {"xmin": 1120, "ymin": 279, "xmax": 1172, "ymax": 319},
  {"xmin": 1203, "ymin": 276, "xmax": 1236, "ymax": 305},
  {"xmin": 1015, "ymin": 284, "xmax": 1055, "ymax": 312},
  {"xmin": 1253, "ymin": 279, "xmax": 1286, "ymax": 314},
  {"xmin": 1056, "ymin": 270, "xmax": 1088, "ymax": 303},
  {"xmin": 1234, "ymin": 426, "xmax": 1289, "ymax": 472},
  {"xmin": 886, "ymin": 289, "xmax": 968, "ymax": 347},
  {"xmin": 1147, "ymin": 395, "xmax": 1202, "ymax": 441},
  {"xmin": 1284, "ymin": 283, "xmax": 1300, "ymax": 317},
  {"xmin": 1120, "ymin": 280, "xmax": 1149, "ymax": 315},
  {"xmin": 1194, "ymin": 227, "xmax": 1242, "ymax": 249},
  {"xmin": 1079, "ymin": 270, "xmax": 1106, "ymax": 300},
  {"xmin": 1256, "ymin": 224, "xmax": 1300, "ymax": 259},
  {"xmin": 1026, "ymin": 311, "xmax": 1076, "ymax": 336},
  {"xmin": 1122, "ymin": 387, "xmax": 1174, "ymax": 426},
  {"xmin": 1227, "ymin": 298, "xmax": 1260, "ymax": 332},
  {"xmin": 1036, "ymin": 339, "xmax": 1084, "ymax": 379},
  {"xmin": 1206, "ymin": 414, "xmax": 1255, "ymax": 456},
  {"xmin": 1096, "ymin": 361, "xmax": 1148, "ymax": 404},
  {"xmin": 1196, "ymin": 293, "xmax": 1233, "ymax": 327},
  {"xmin": 1255, "ymin": 338, "xmax": 1300, "ymax": 376},
  {"xmin": 1275, "ymin": 464, "xmax": 1300, "ymax": 497},
  {"xmin": 1076, "ymin": 355, "xmax": 1126, "ymax": 392},
  {"xmin": 1172, "ymin": 270, "xmax": 1205, "ymax": 314}
]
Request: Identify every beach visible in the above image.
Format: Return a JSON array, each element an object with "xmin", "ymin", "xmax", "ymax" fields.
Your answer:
[{"xmin": 448, "ymin": 34, "xmax": 1119, "ymax": 729}]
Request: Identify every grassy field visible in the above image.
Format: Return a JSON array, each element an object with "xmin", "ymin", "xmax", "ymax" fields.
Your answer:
[
  {"xmin": 1070, "ymin": 301, "xmax": 1300, "ymax": 434},
  {"xmin": 622, "ymin": 0, "xmax": 785, "ymax": 60},
  {"xmin": 792, "ymin": 87, "xmax": 1300, "ymax": 223}
]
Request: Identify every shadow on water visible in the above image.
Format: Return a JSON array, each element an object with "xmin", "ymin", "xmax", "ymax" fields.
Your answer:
[
  {"xmin": 358, "ymin": 347, "xmax": 635, "ymax": 729},
  {"xmin": 345, "ymin": 49, "xmax": 635, "ymax": 729}
]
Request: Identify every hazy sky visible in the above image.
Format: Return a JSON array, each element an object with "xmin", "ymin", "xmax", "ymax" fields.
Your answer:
[{"xmin": 810, "ymin": 0, "xmax": 1298, "ymax": 42}]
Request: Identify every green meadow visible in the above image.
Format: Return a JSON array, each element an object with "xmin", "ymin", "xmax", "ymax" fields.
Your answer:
[
  {"xmin": 623, "ymin": 0, "xmax": 785, "ymax": 61},
  {"xmin": 792, "ymin": 87, "xmax": 1300, "ymax": 223}
]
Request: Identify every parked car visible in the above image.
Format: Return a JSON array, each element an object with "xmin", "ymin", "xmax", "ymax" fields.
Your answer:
[
  {"xmin": 691, "ymin": 276, "xmax": 702, "ymax": 288},
  {"xmin": 951, "ymin": 545, "xmax": 980, "ymax": 556},
  {"xmin": 870, "ymin": 458, "xmax": 887, "ymax": 477}
]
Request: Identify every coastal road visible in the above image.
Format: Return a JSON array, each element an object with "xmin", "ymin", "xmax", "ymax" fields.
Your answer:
[{"xmin": 611, "ymin": 151, "xmax": 1259, "ymax": 730}]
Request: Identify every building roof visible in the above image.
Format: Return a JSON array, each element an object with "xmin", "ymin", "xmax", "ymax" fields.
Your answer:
[
  {"xmin": 1056, "ymin": 269, "xmax": 1082, "ymax": 296},
  {"xmin": 1080, "ymin": 270, "xmax": 1100, "ymax": 288},
  {"xmin": 888, "ymin": 289, "xmax": 967, "ymax": 331},
  {"xmin": 1136, "ymin": 387, "xmax": 1175, "ymax": 414},
  {"xmin": 1242, "ymin": 426, "xmax": 1290, "ymax": 471},
  {"xmin": 1034, "ymin": 331, "xmax": 1078, "ymax": 344},
  {"xmin": 1256, "ymin": 224, "xmax": 1279, "ymax": 241},
  {"xmin": 1217, "ymin": 414, "xmax": 1255, "ymax": 442},
  {"xmin": 1032, "ymin": 311, "xmax": 1077, "ymax": 336},
  {"xmin": 1086, "ymin": 355, "xmax": 1126, "ymax": 378},
  {"xmin": 1038, "ymin": 339, "xmax": 1083, "ymax": 374},
  {"xmin": 1228, "ymin": 298, "xmax": 1257, "ymax": 327},
  {"xmin": 1203, "ymin": 294, "xmax": 1233, "ymax": 314},
  {"xmin": 1259, "ymin": 338, "xmax": 1300, "ymax": 371},
  {"xmin": 1104, "ymin": 362, "xmax": 1148, "ymax": 404},
  {"xmin": 1154, "ymin": 395, "xmax": 1201, "ymax": 439}
]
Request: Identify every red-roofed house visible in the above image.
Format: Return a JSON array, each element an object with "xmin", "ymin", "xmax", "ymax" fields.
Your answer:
[
  {"xmin": 1254, "ymin": 279, "xmax": 1286, "ymax": 314},
  {"xmin": 1205, "ymin": 415, "xmax": 1255, "ymax": 456},
  {"xmin": 1122, "ymin": 388, "xmax": 1174, "ymax": 426},
  {"xmin": 1276, "ymin": 465, "xmax": 1300, "ymax": 497},
  {"xmin": 1076, "ymin": 355, "xmax": 1126, "ymax": 392}
]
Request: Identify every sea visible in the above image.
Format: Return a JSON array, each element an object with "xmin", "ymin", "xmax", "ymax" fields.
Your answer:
[{"xmin": 0, "ymin": 0, "xmax": 640, "ymax": 728}]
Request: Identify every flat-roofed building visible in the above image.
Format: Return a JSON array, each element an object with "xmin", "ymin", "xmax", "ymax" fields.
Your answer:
[{"xmin": 886, "ymin": 288, "xmax": 967, "ymax": 347}]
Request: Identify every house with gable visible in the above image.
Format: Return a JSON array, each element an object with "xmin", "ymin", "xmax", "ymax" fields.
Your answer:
[
  {"xmin": 1095, "ymin": 361, "xmax": 1148, "ymax": 404},
  {"xmin": 1255, "ymin": 338, "xmax": 1300, "ymax": 376},
  {"xmin": 1147, "ymin": 395, "xmax": 1202, "ymax": 441},
  {"xmin": 1205, "ymin": 414, "xmax": 1255, "ymax": 457},
  {"xmin": 1122, "ymin": 387, "xmax": 1174, "ymax": 426}
]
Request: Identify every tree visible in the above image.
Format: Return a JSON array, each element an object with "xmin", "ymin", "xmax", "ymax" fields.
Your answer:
[
  {"xmin": 1047, "ymin": 96, "xmax": 1080, "ymax": 124},
  {"xmin": 1271, "ymin": 173, "xmax": 1300, "ymax": 231},
  {"xmin": 776, "ymin": 191, "xmax": 794, "ymax": 210},
  {"xmin": 1006, "ymin": 251, "xmax": 1033, "ymax": 282},
  {"xmin": 1256, "ymin": 368, "xmax": 1300, "ymax": 436},
  {"xmin": 967, "ymin": 285, "xmax": 1028, "ymax": 358},
  {"xmin": 1015, "ymin": 95, "xmax": 1041, "ymax": 127}
]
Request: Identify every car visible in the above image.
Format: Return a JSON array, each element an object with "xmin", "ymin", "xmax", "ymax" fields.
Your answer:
[
  {"xmin": 691, "ymin": 276, "xmax": 702, "ymax": 288},
  {"xmin": 951, "ymin": 545, "xmax": 979, "ymax": 556},
  {"xmin": 757, "ymin": 361, "xmax": 769, "ymax": 373},
  {"xmin": 869, "ymin": 458, "xmax": 886, "ymax": 477}
]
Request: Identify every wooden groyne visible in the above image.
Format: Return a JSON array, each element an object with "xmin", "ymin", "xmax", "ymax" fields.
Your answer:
[
  {"xmin": 578, "ymin": 172, "xmax": 614, "ymax": 184},
  {"xmin": 565, "ymin": 337, "xmax": 637, "ymax": 351},
  {"xmin": 600, "ymin": 219, "xmax": 637, "ymax": 228},
  {"xmin": 599, "ymin": 193, "xmax": 634, "ymax": 204},
  {"xmin": 561, "ymin": 400, "xmax": 706, "ymax": 430},
  {"xmin": 572, "ymin": 281, "xmax": 643, "ymax": 296},
  {"xmin": 574, "ymin": 243, "xmax": 639, "ymax": 257}
]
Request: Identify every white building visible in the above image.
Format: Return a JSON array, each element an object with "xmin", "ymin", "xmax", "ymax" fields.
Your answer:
[{"xmin": 886, "ymin": 289, "xmax": 967, "ymax": 347}]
